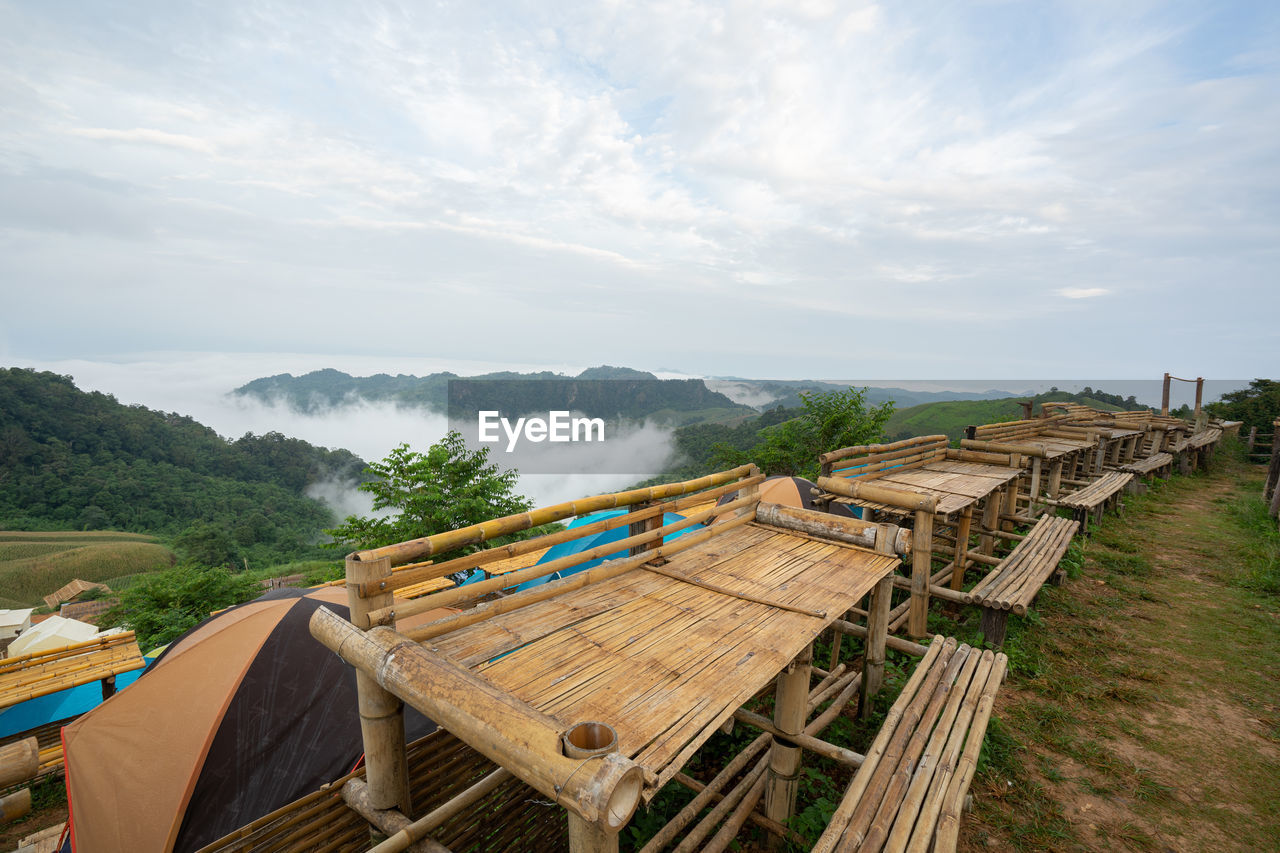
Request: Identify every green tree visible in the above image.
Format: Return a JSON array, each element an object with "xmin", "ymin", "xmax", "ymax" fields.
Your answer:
[
  {"xmin": 327, "ymin": 431, "xmax": 533, "ymax": 552},
  {"xmin": 102, "ymin": 565, "xmax": 259, "ymax": 650},
  {"xmin": 174, "ymin": 521, "xmax": 242, "ymax": 569},
  {"xmin": 714, "ymin": 387, "xmax": 894, "ymax": 478},
  {"xmin": 1207, "ymin": 379, "xmax": 1280, "ymax": 433}
]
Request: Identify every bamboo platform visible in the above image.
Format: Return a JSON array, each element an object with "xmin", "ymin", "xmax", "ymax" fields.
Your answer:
[
  {"xmin": 0, "ymin": 633, "xmax": 144, "ymax": 710},
  {"xmin": 306, "ymin": 466, "xmax": 911, "ymax": 853}
]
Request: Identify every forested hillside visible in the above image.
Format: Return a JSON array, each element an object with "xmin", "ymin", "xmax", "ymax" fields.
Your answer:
[{"xmin": 0, "ymin": 369, "xmax": 364, "ymax": 566}]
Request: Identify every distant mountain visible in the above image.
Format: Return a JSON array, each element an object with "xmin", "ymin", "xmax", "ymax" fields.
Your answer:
[
  {"xmin": 0, "ymin": 368, "xmax": 363, "ymax": 565},
  {"xmin": 704, "ymin": 379, "xmax": 1023, "ymax": 411},
  {"xmin": 235, "ymin": 366, "xmax": 754, "ymax": 426}
]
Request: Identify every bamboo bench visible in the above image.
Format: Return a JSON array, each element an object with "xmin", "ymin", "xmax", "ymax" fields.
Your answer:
[
  {"xmin": 813, "ymin": 637, "xmax": 1007, "ymax": 853},
  {"xmin": 1054, "ymin": 470, "xmax": 1134, "ymax": 528},
  {"xmin": 1119, "ymin": 451, "xmax": 1173, "ymax": 481},
  {"xmin": 961, "ymin": 515, "xmax": 1077, "ymax": 646}
]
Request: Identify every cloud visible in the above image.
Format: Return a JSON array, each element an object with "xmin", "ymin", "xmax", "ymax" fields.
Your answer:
[
  {"xmin": 1059, "ymin": 287, "xmax": 1110, "ymax": 299},
  {"xmin": 0, "ymin": 2, "xmax": 1275, "ymax": 378}
]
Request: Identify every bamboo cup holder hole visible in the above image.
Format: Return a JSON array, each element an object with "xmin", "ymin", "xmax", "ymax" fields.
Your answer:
[{"xmin": 562, "ymin": 721, "xmax": 617, "ymax": 758}]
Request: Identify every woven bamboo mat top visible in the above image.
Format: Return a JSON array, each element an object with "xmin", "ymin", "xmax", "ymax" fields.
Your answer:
[
  {"xmin": 427, "ymin": 523, "xmax": 897, "ymax": 796},
  {"xmin": 832, "ymin": 458, "xmax": 1022, "ymax": 516}
]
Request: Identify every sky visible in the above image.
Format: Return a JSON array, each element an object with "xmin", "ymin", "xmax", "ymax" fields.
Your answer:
[{"xmin": 1, "ymin": 0, "xmax": 1276, "ymax": 382}]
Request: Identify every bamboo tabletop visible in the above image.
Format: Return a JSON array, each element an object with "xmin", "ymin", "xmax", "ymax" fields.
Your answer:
[
  {"xmin": 830, "ymin": 458, "xmax": 1022, "ymax": 517},
  {"xmin": 424, "ymin": 522, "xmax": 898, "ymax": 797}
]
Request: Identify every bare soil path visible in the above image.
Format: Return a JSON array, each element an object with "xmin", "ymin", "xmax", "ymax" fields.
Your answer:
[{"xmin": 960, "ymin": 455, "xmax": 1280, "ymax": 851}]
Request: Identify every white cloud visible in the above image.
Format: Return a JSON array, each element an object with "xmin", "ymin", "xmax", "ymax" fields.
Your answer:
[
  {"xmin": 1059, "ymin": 287, "xmax": 1110, "ymax": 299},
  {"xmin": 0, "ymin": 1, "xmax": 1275, "ymax": 378}
]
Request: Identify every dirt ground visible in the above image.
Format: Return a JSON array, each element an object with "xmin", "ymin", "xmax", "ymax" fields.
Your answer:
[{"xmin": 960, "ymin": 464, "xmax": 1280, "ymax": 852}]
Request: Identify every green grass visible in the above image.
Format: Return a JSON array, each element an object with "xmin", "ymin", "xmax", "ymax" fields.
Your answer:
[{"xmin": 954, "ymin": 451, "xmax": 1280, "ymax": 850}]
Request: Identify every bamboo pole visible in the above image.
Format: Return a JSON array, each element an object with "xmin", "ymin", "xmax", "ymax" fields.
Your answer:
[
  {"xmin": 354, "ymin": 466, "xmax": 757, "ymax": 565},
  {"xmin": 358, "ymin": 766, "xmax": 514, "ymax": 853},
  {"xmin": 756, "ymin": 502, "xmax": 910, "ymax": 554},
  {"xmin": 672, "ymin": 771, "xmax": 804, "ymax": 845},
  {"xmin": 0, "ymin": 738, "xmax": 38, "ymax": 788},
  {"xmin": 908, "ymin": 511, "xmax": 934, "ymax": 638},
  {"xmin": 816, "ymin": 476, "xmax": 937, "ymax": 513},
  {"xmin": 671, "ymin": 754, "xmax": 770, "ymax": 853},
  {"xmin": 402, "ymin": 509, "xmax": 756, "ymax": 643},
  {"xmin": 811, "ymin": 638, "xmax": 950, "ymax": 853},
  {"xmin": 934, "ymin": 655, "xmax": 1008, "ymax": 850},
  {"xmin": 310, "ymin": 608, "xmax": 645, "ymax": 828},
  {"xmin": 371, "ymin": 494, "xmax": 759, "ymax": 626},
  {"xmin": 733, "ymin": 708, "xmax": 863, "ymax": 768},
  {"xmin": 637, "ymin": 735, "xmax": 771, "ymax": 853},
  {"xmin": 702, "ymin": 769, "xmax": 769, "ymax": 853},
  {"xmin": 347, "ymin": 555, "xmax": 412, "ymax": 816},
  {"xmin": 821, "ymin": 436, "xmax": 949, "ymax": 467},
  {"xmin": 764, "ymin": 646, "xmax": 812, "ymax": 844},
  {"xmin": 861, "ymin": 575, "xmax": 892, "ymax": 717},
  {"xmin": 0, "ymin": 788, "xmax": 30, "ymax": 824},
  {"xmin": 950, "ymin": 507, "xmax": 972, "ymax": 592},
  {"xmin": 831, "ymin": 620, "xmax": 928, "ymax": 657},
  {"xmin": 368, "ymin": 474, "xmax": 766, "ymax": 595},
  {"xmin": 341, "ymin": 779, "xmax": 451, "ymax": 853}
]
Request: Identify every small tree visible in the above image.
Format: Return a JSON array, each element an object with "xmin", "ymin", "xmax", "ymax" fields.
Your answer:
[
  {"xmin": 714, "ymin": 387, "xmax": 894, "ymax": 479},
  {"xmin": 327, "ymin": 431, "xmax": 533, "ymax": 553},
  {"xmin": 102, "ymin": 565, "xmax": 259, "ymax": 650}
]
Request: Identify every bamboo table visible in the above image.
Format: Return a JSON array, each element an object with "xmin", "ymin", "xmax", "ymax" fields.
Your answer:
[
  {"xmin": 313, "ymin": 492, "xmax": 904, "ymax": 853},
  {"xmin": 823, "ymin": 457, "xmax": 1023, "ymax": 636}
]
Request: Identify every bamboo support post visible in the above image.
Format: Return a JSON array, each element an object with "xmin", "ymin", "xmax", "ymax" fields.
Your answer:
[
  {"xmin": 950, "ymin": 507, "xmax": 973, "ymax": 592},
  {"xmin": 862, "ymin": 574, "xmax": 893, "ymax": 717},
  {"xmin": 359, "ymin": 766, "xmax": 514, "ymax": 853},
  {"xmin": 347, "ymin": 555, "xmax": 412, "ymax": 816},
  {"xmin": 764, "ymin": 646, "xmax": 812, "ymax": 845},
  {"xmin": 309, "ymin": 608, "xmax": 645, "ymax": 829}
]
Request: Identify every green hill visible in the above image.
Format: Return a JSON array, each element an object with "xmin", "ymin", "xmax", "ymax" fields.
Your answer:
[
  {"xmin": 0, "ymin": 368, "xmax": 366, "ymax": 567},
  {"xmin": 885, "ymin": 391, "xmax": 1141, "ymax": 442},
  {"xmin": 0, "ymin": 530, "xmax": 176, "ymax": 608}
]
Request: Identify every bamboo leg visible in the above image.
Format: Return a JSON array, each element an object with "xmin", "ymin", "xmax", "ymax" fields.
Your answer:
[
  {"xmin": 950, "ymin": 507, "xmax": 973, "ymax": 592},
  {"xmin": 861, "ymin": 575, "xmax": 893, "ymax": 718},
  {"xmin": 346, "ymin": 555, "xmax": 412, "ymax": 815},
  {"xmin": 978, "ymin": 492, "xmax": 999, "ymax": 558},
  {"xmin": 907, "ymin": 511, "xmax": 934, "ymax": 639},
  {"xmin": 764, "ymin": 646, "xmax": 812, "ymax": 846},
  {"xmin": 568, "ymin": 814, "xmax": 618, "ymax": 853},
  {"xmin": 1026, "ymin": 457, "xmax": 1042, "ymax": 516},
  {"xmin": 1001, "ymin": 484, "xmax": 1018, "ymax": 532},
  {"xmin": 1047, "ymin": 460, "xmax": 1063, "ymax": 500}
]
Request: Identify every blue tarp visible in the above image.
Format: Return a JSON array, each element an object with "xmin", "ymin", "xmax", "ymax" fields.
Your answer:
[
  {"xmin": 0, "ymin": 659, "xmax": 153, "ymax": 739},
  {"xmin": 514, "ymin": 510, "xmax": 701, "ymax": 592}
]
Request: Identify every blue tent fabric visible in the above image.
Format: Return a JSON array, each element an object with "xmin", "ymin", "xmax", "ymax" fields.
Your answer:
[
  {"xmin": 514, "ymin": 510, "xmax": 699, "ymax": 592},
  {"xmin": 0, "ymin": 661, "xmax": 151, "ymax": 739}
]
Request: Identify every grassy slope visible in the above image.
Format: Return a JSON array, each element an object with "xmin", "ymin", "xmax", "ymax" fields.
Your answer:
[
  {"xmin": 949, "ymin": 448, "xmax": 1280, "ymax": 851},
  {"xmin": 0, "ymin": 531, "xmax": 176, "ymax": 608}
]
